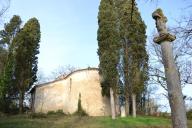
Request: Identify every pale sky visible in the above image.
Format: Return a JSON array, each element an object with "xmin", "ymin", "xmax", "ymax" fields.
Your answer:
[
  {"xmin": 1, "ymin": 0, "xmax": 192, "ymax": 111},
  {"xmin": 1, "ymin": 0, "xmax": 190, "ymax": 75}
]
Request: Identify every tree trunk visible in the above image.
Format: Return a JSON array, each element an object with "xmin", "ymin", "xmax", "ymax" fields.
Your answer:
[
  {"xmin": 120, "ymin": 105, "xmax": 126, "ymax": 117},
  {"xmin": 161, "ymin": 41, "xmax": 187, "ymax": 128},
  {"xmin": 143, "ymin": 94, "xmax": 147, "ymax": 115},
  {"xmin": 147, "ymin": 92, "xmax": 150, "ymax": 115},
  {"xmin": 125, "ymin": 96, "xmax": 129, "ymax": 116},
  {"xmin": 19, "ymin": 90, "xmax": 24, "ymax": 114},
  {"xmin": 110, "ymin": 87, "xmax": 116, "ymax": 119},
  {"xmin": 132, "ymin": 93, "xmax": 136, "ymax": 118},
  {"xmin": 149, "ymin": 101, "xmax": 153, "ymax": 115},
  {"xmin": 115, "ymin": 95, "xmax": 120, "ymax": 116},
  {"xmin": 124, "ymin": 37, "xmax": 130, "ymax": 117}
]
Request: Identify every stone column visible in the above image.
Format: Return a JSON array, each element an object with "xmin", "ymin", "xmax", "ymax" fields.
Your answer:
[{"xmin": 152, "ymin": 8, "xmax": 187, "ymax": 128}]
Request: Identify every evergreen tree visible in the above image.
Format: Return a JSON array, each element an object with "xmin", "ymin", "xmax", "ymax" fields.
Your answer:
[
  {"xmin": 0, "ymin": 15, "xmax": 21, "ymax": 112},
  {"xmin": 0, "ymin": 46, "xmax": 7, "ymax": 75},
  {"xmin": 0, "ymin": 15, "xmax": 21, "ymax": 75},
  {"xmin": 0, "ymin": 15, "xmax": 21, "ymax": 46},
  {"xmin": 97, "ymin": 0, "xmax": 121, "ymax": 119},
  {"xmin": 0, "ymin": 51, "xmax": 16, "ymax": 112},
  {"xmin": 13, "ymin": 18, "xmax": 40, "ymax": 113},
  {"xmin": 115, "ymin": 0, "xmax": 148, "ymax": 117}
]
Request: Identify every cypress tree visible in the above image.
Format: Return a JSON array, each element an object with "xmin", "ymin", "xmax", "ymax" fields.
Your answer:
[
  {"xmin": 13, "ymin": 18, "xmax": 40, "ymax": 113},
  {"xmin": 129, "ymin": 1, "xmax": 148, "ymax": 117},
  {"xmin": 0, "ymin": 46, "xmax": 7, "ymax": 75},
  {"xmin": 0, "ymin": 15, "xmax": 22, "ymax": 46},
  {"xmin": 0, "ymin": 15, "xmax": 21, "ymax": 112},
  {"xmin": 0, "ymin": 15, "xmax": 21, "ymax": 76},
  {"xmin": 97, "ymin": 0, "xmax": 121, "ymax": 119},
  {"xmin": 115, "ymin": 0, "xmax": 148, "ymax": 117}
]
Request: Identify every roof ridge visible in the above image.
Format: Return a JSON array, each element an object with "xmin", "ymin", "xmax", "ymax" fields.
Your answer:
[{"xmin": 29, "ymin": 67, "xmax": 99, "ymax": 93}]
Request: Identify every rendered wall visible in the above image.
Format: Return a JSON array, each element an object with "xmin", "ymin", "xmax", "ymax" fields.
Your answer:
[{"xmin": 33, "ymin": 69, "xmax": 111, "ymax": 116}]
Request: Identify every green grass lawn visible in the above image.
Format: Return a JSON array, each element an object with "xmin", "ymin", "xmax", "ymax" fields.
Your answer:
[{"xmin": 0, "ymin": 114, "xmax": 191, "ymax": 128}]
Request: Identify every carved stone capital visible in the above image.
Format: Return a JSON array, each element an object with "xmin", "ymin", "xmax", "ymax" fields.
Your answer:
[
  {"xmin": 152, "ymin": 8, "xmax": 168, "ymax": 35},
  {"xmin": 152, "ymin": 8, "xmax": 167, "ymax": 22},
  {"xmin": 152, "ymin": 8, "xmax": 176, "ymax": 44},
  {"xmin": 153, "ymin": 33, "xmax": 176, "ymax": 44}
]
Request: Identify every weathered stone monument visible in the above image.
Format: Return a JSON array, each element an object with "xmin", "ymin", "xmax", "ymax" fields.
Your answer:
[{"xmin": 152, "ymin": 8, "xmax": 187, "ymax": 128}]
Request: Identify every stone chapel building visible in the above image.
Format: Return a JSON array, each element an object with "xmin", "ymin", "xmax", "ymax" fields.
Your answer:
[{"xmin": 30, "ymin": 68, "xmax": 111, "ymax": 116}]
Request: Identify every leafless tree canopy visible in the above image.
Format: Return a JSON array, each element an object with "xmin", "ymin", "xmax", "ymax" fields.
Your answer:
[
  {"xmin": 148, "ymin": 11, "xmax": 192, "ymax": 102},
  {"xmin": 34, "ymin": 65, "xmax": 78, "ymax": 85},
  {"xmin": 51, "ymin": 65, "xmax": 77, "ymax": 80}
]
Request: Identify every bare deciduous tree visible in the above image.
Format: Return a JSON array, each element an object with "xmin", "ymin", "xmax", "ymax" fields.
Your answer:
[
  {"xmin": 0, "ymin": 0, "xmax": 10, "ymax": 19},
  {"xmin": 149, "ymin": 18, "xmax": 192, "ymax": 91},
  {"xmin": 50, "ymin": 65, "xmax": 77, "ymax": 80}
]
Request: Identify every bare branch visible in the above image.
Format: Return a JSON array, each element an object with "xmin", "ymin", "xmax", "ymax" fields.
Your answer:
[
  {"xmin": 50, "ymin": 65, "xmax": 78, "ymax": 80},
  {"xmin": 0, "ymin": 0, "xmax": 10, "ymax": 18}
]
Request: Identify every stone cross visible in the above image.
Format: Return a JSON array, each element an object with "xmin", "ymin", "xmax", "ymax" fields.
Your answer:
[
  {"xmin": 152, "ymin": 8, "xmax": 176, "ymax": 44},
  {"xmin": 152, "ymin": 8, "xmax": 187, "ymax": 128}
]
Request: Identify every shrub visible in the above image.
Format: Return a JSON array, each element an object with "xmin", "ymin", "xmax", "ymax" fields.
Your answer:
[
  {"xmin": 0, "ymin": 98, "xmax": 19, "ymax": 114},
  {"xmin": 160, "ymin": 112, "xmax": 170, "ymax": 118},
  {"xmin": 9, "ymin": 103, "xmax": 19, "ymax": 114},
  {"xmin": 47, "ymin": 110, "xmax": 66, "ymax": 116},
  {"xmin": 47, "ymin": 110, "xmax": 55, "ymax": 115},
  {"xmin": 0, "ymin": 112, "xmax": 6, "ymax": 117},
  {"xmin": 74, "ymin": 93, "xmax": 88, "ymax": 117},
  {"xmin": 56, "ymin": 109, "xmax": 65, "ymax": 115},
  {"xmin": 28, "ymin": 112, "xmax": 47, "ymax": 118},
  {"xmin": 187, "ymin": 109, "xmax": 192, "ymax": 119},
  {"xmin": 74, "ymin": 109, "xmax": 88, "ymax": 117}
]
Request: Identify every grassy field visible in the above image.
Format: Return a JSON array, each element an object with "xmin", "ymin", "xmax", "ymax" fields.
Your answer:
[{"xmin": 0, "ymin": 114, "xmax": 191, "ymax": 128}]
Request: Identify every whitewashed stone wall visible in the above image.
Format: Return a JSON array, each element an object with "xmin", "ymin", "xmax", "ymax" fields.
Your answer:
[{"xmin": 33, "ymin": 69, "xmax": 111, "ymax": 116}]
